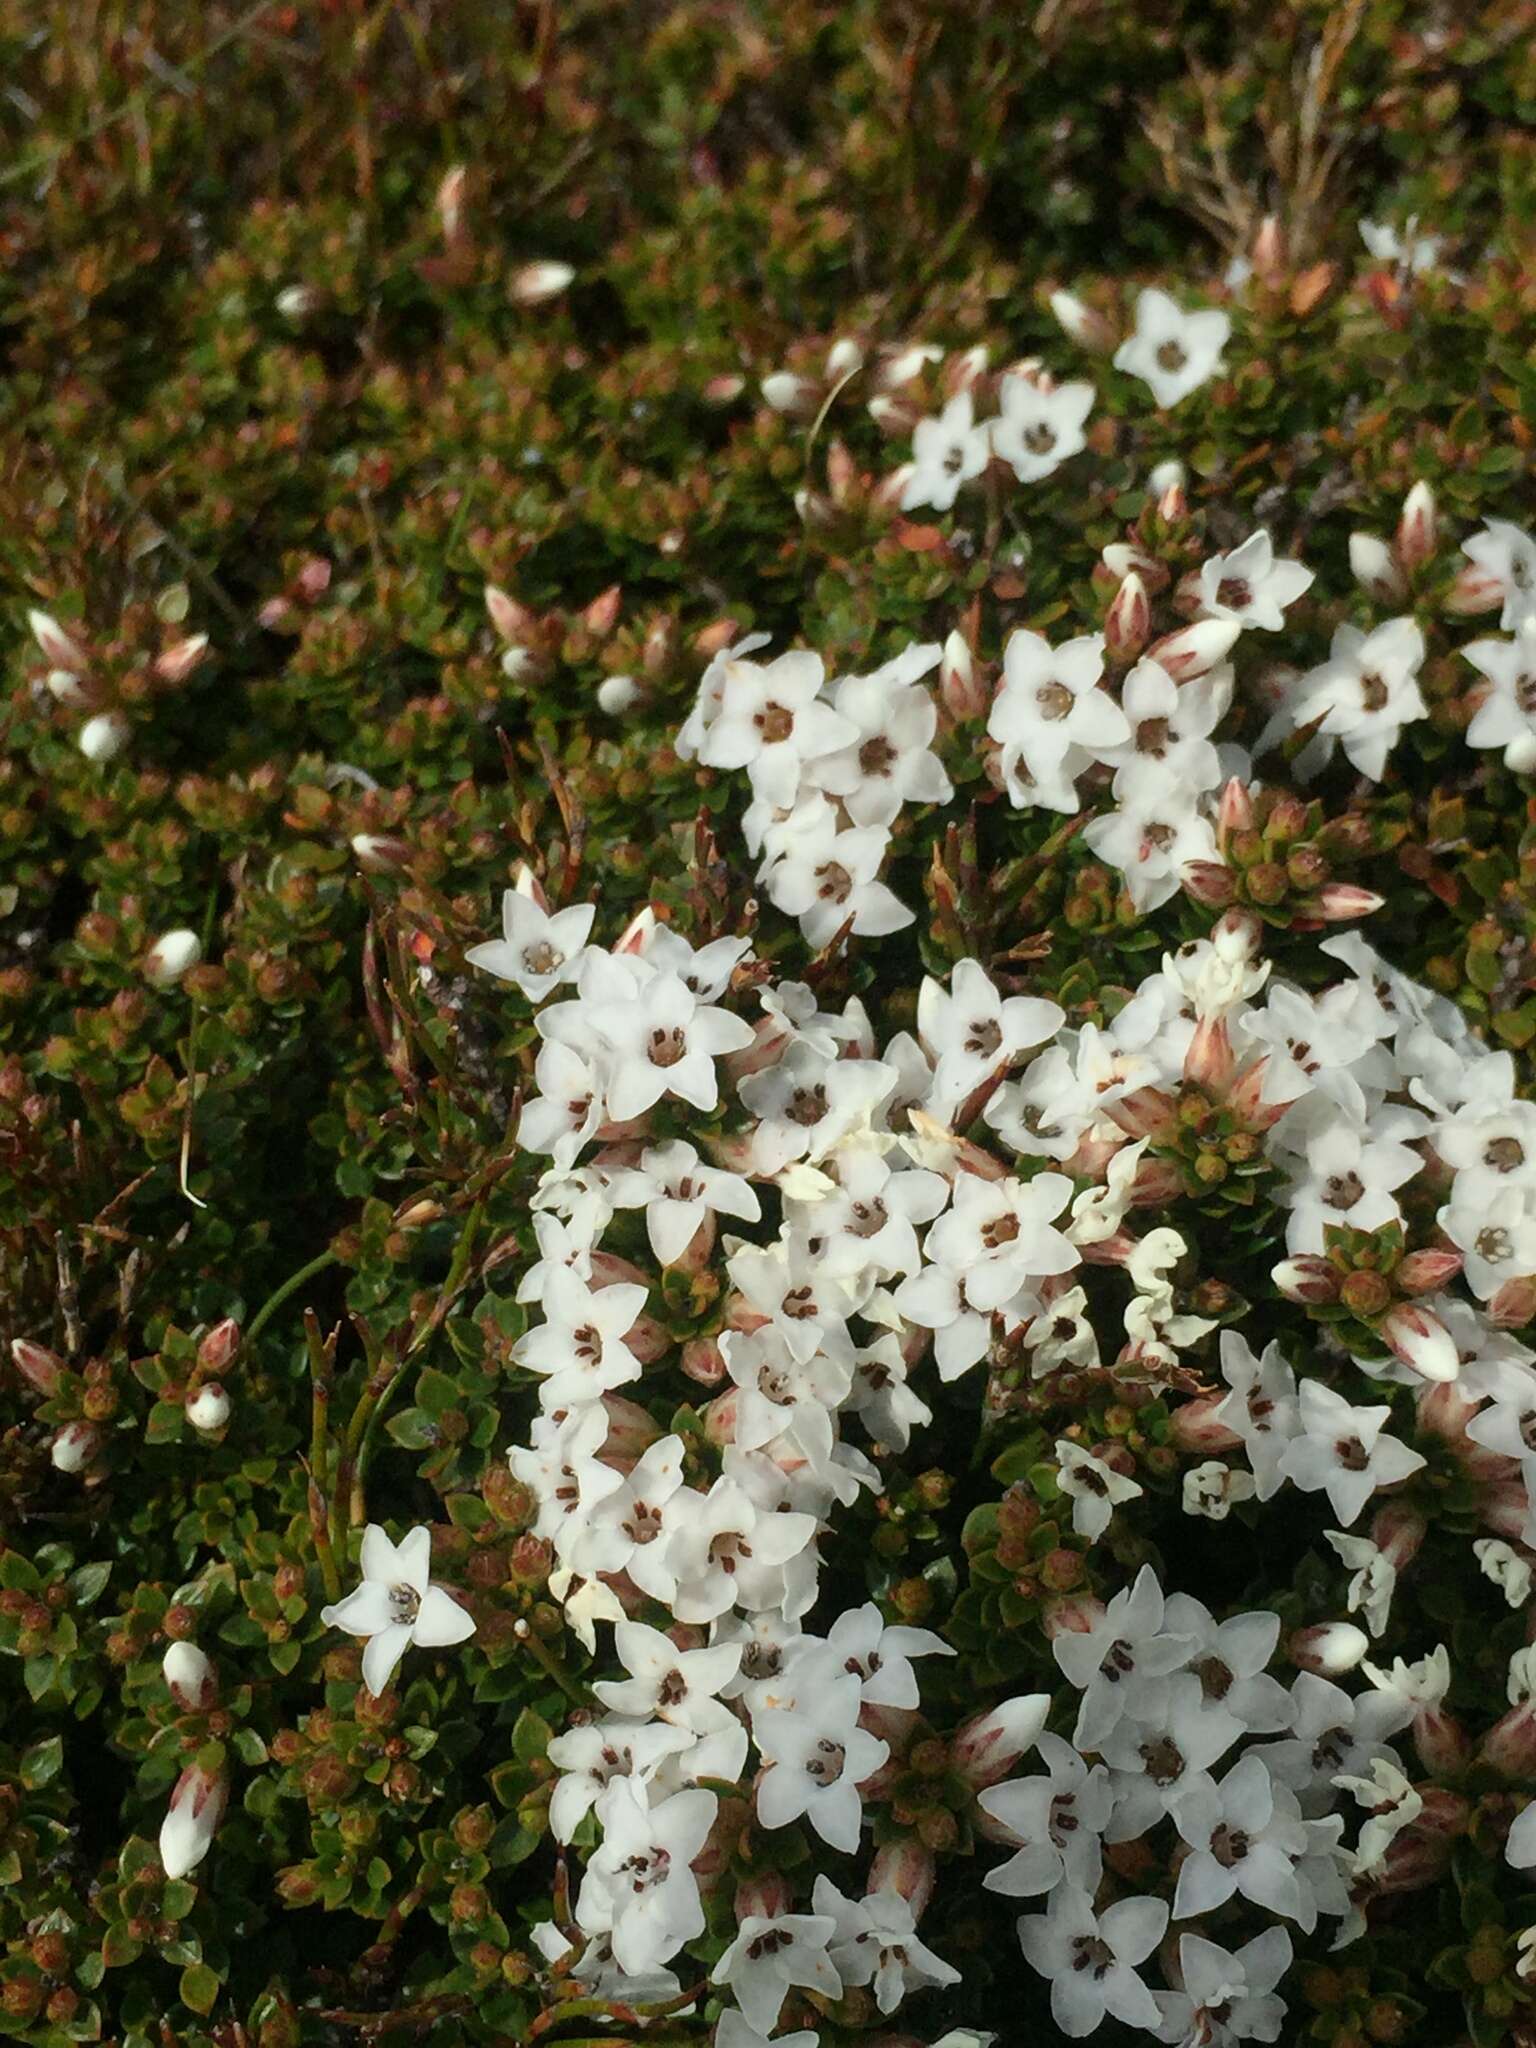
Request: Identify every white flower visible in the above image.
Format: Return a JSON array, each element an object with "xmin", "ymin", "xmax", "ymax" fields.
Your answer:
[
  {"xmin": 710, "ymin": 1909, "xmax": 842, "ymax": 2033},
  {"xmin": 512, "ymin": 1270, "xmax": 648, "ymax": 1406},
  {"xmin": 980, "ymin": 1732, "xmax": 1112, "ymax": 1895},
  {"xmin": 1183, "ymin": 1461, "xmax": 1258, "ymax": 1520},
  {"xmin": 990, "ymin": 373, "xmax": 1094, "ymax": 483},
  {"xmin": 1172, "ymin": 1754, "xmax": 1312, "ymax": 1925},
  {"xmin": 1509, "ymin": 1802, "xmax": 1536, "ymax": 1871},
  {"xmin": 602, "ymin": 1139, "xmax": 760, "ymax": 1264},
  {"xmin": 989, "ymin": 630, "xmax": 1129, "ymax": 777},
  {"xmin": 1152, "ymin": 1928, "xmax": 1293, "ymax": 2047},
  {"xmin": 715, "ymin": 2017, "xmax": 819, "ymax": 2048},
  {"xmin": 319, "ymin": 1525, "xmax": 476, "ymax": 1696},
  {"xmin": 1018, "ymin": 1884, "xmax": 1168, "ymax": 2038},
  {"xmin": 917, "ymin": 958, "xmax": 1063, "ymax": 1121},
  {"xmin": 804, "ymin": 645, "xmax": 951, "ymax": 827},
  {"xmin": 545, "ymin": 1717, "xmax": 693, "ymax": 1843},
  {"xmin": 1325, "ymin": 1530, "xmax": 1397, "ymax": 1637},
  {"xmin": 592, "ymin": 1619, "xmax": 742, "ymax": 1736},
  {"xmin": 902, "ymin": 390, "xmax": 991, "ymax": 512},
  {"xmin": 1459, "ymin": 520, "xmax": 1536, "ymax": 631},
  {"xmin": 698, "ymin": 649, "xmax": 858, "ymax": 806},
  {"xmin": 1287, "ymin": 618, "xmax": 1428, "ymax": 781},
  {"xmin": 664, "ymin": 1474, "xmax": 818, "ymax": 1624},
  {"xmin": 144, "ymin": 928, "xmax": 204, "ymax": 988},
  {"xmin": 1463, "ymin": 618, "xmax": 1536, "ymax": 772},
  {"xmin": 1277, "ymin": 1381, "xmax": 1426, "ymax": 1526},
  {"xmin": 1360, "ymin": 217, "xmax": 1442, "ymax": 273},
  {"xmin": 1053, "ymin": 1564, "xmax": 1195, "ymax": 1751},
  {"xmin": 1082, "ymin": 791, "xmax": 1218, "ymax": 913},
  {"xmin": 1474, "ymin": 1538, "xmax": 1533, "ymax": 1608},
  {"xmin": 1333, "ymin": 1755, "xmax": 1422, "ymax": 1878},
  {"xmin": 576, "ymin": 1780, "xmax": 715, "ymax": 1972},
  {"xmin": 594, "ymin": 969, "xmax": 756, "ymax": 1123},
  {"xmin": 1199, "ymin": 530, "xmax": 1314, "ymax": 630},
  {"xmin": 465, "ymin": 885, "xmax": 596, "ymax": 1000},
  {"xmin": 1113, "ymin": 288, "xmax": 1231, "ymax": 407},
  {"xmin": 753, "ymin": 1671, "xmax": 889, "ymax": 1852},
  {"xmin": 821, "ymin": 1601, "xmax": 955, "ymax": 1709},
  {"xmin": 813, "ymin": 1877, "xmax": 961, "ymax": 2013},
  {"xmin": 1213, "ymin": 1334, "xmax": 1300, "ymax": 1500},
  {"xmin": 762, "ymin": 800, "xmax": 913, "ymax": 946},
  {"xmin": 1055, "ymin": 1440, "xmax": 1143, "ymax": 1539},
  {"xmin": 1102, "ymin": 655, "xmax": 1230, "ymax": 803}
]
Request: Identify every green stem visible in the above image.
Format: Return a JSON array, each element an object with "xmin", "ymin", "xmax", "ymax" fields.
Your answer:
[
  {"xmin": 517, "ymin": 1624, "xmax": 592, "ymax": 1709},
  {"xmin": 246, "ymin": 1249, "xmax": 340, "ymax": 1348}
]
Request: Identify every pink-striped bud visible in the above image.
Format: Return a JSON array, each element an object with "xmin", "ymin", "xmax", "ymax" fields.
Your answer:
[
  {"xmin": 1479, "ymin": 1697, "xmax": 1536, "ymax": 1778},
  {"xmin": 1047, "ymin": 290, "xmax": 1113, "ymax": 352},
  {"xmin": 11, "ymin": 1338, "xmax": 64, "ymax": 1397},
  {"xmin": 700, "ymin": 1389, "xmax": 739, "ymax": 1446},
  {"xmin": 351, "ymin": 834, "xmax": 411, "ymax": 875},
  {"xmin": 1395, "ymin": 482, "xmax": 1437, "ymax": 570},
  {"xmin": 197, "ymin": 1318, "xmax": 241, "ymax": 1374},
  {"xmin": 163, "ymin": 1642, "xmax": 218, "ymax": 1713},
  {"xmin": 733, "ymin": 1871, "xmax": 793, "ymax": 1921},
  {"xmin": 680, "ymin": 1336, "xmax": 728, "ymax": 1388},
  {"xmin": 1251, "ymin": 214, "xmax": 1286, "ymax": 283},
  {"xmin": 1183, "ymin": 1014, "xmax": 1235, "ymax": 1092},
  {"xmin": 1217, "ymin": 776, "xmax": 1255, "ymax": 841},
  {"xmin": 159, "ymin": 1763, "xmax": 228, "ymax": 1879},
  {"xmin": 1157, "ymin": 480, "xmax": 1188, "ymax": 524},
  {"xmin": 618, "ymin": 1313, "xmax": 671, "ymax": 1366},
  {"xmin": 868, "ymin": 392, "xmax": 922, "ymax": 436},
  {"xmin": 1415, "ymin": 1377, "xmax": 1479, "ymax": 1445},
  {"xmin": 1228, "ymin": 1059, "xmax": 1295, "ymax": 1129},
  {"xmin": 868, "ymin": 1839, "xmax": 936, "ymax": 1917},
  {"xmin": 1412, "ymin": 1700, "xmax": 1471, "ymax": 1777},
  {"xmin": 1392, "ymin": 1249, "xmax": 1463, "ymax": 1295},
  {"xmin": 1369, "ymin": 1502, "xmax": 1426, "ymax": 1572},
  {"xmin": 28, "ymin": 610, "xmax": 87, "ymax": 670},
  {"xmin": 939, "ymin": 630, "xmax": 987, "ymax": 720},
  {"xmin": 50, "ymin": 1422, "xmax": 99, "ymax": 1474},
  {"xmin": 1381, "ymin": 1302, "xmax": 1461, "ymax": 1384},
  {"xmin": 1042, "ymin": 1592, "xmax": 1106, "ymax": 1640},
  {"xmin": 154, "ymin": 634, "xmax": 210, "ymax": 684},
  {"xmin": 1444, "ymin": 559, "xmax": 1506, "ymax": 616},
  {"xmin": 484, "ymin": 584, "xmax": 534, "ymax": 642},
  {"xmin": 1310, "ymin": 883, "xmax": 1385, "ymax": 923},
  {"xmin": 599, "ymin": 1394, "xmax": 662, "ymax": 1461},
  {"xmin": 581, "ymin": 584, "xmax": 622, "ymax": 637},
  {"xmin": 1169, "ymin": 1395, "xmax": 1243, "ymax": 1455},
  {"xmin": 1372, "ymin": 1790, "xmax": 1466, "ymax": 1894},
  {"xmin": 952, "ymin": 1693, "xmax": 1051, "ymax": 1791},
  {"xmin": 509, "ymin": 259, "xmax": 575, "ymax": 306},
  {"xmin": 1488, "ymin": 1275, "xmax": 1536, "ymax": 1330},
  {"xmin": 1147, "ymin": 619, "xmax": 1240, "ymax": 681},
  {"xmin": 1288, "ymin": 1622, "xmax": 1369, "ymax": 1675},
  {"xmin": 1103, "ymin": 1086, "xmax": 1177, "ymax": 1142},
  {"xmin": 1478, "ymin": 1476, "xmax": 1533, "ymax": 1545},
  {"xmin": 1182, "ymin": 860, "xmax": 1236, "ymax": 910},
  {"xmin": 1127, "ymin": 1156, "xmax": 1187, "ymax": 1207},
  {"xmin": 1104, "ymin": 572, "xmax": 1151, "ymax": 660},
  {"xmin": 613, "ymin": 905, "xmax": 657, "ymax": 956}
]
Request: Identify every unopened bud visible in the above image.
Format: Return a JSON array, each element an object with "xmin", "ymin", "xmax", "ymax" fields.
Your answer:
[
  {"xmin": 1182, "ymin": 860, "xmax": 1236, "ymax": 910},
  {"xmin": 597, "ymin": 674, "xmax": 641, "ymax": 715},
  {"xmin": 350, "ymin": 833, "xmax": 410, "ymax": 874},
  {"xmin": 11, "ymin": 1339, "xmax": 64, "ymax": 1397},
  {"xmin": 1289, "ymin": 1622, "xmax": 1369, "ymax": 1674},
  {"xmin": 1348, "ymin": 532, "xmax": 1406, "ymax": 601},
  {"xmin": 143, "ymin": 929, "xmax": 203, "ymax": 987},
  {"xmin": 50, "ymin": 1422, "xmax": 99, "ymax": 1474},
  {"xmin": 825, "ymin": 336, "xmax": 864, "ymax": 381},
  {"xmin": 1393, "ymin": 1248, "xmax": 1463, "ymax": 1295},
  {"xmin": 733, "ymin": 1871, "xmax": 792, "ymax": 1922},
  {"xmin": 952, "ymin": 1693, "xmax": 1050, "ymax": 1791},
  {"xmin": 1104, "ymin": 572, "xmax": 1151, "ymax": 659},
  {"xmin": 162, "ymin": 1641, "xmax": 218, "ymax": 1712},
  {"xmin": 1146, "ymin": 619, "xmax": 1240, "ymax": 681},
  {"xmin": 29, "ymin": 610, "xmax": 87, "ymax": 670},
  {"xmin": 1381, "ymin": 1302, "xmax": 1461, "ymax": 1383},
  {"xmin": 78, "ymin": 710, "xmax": 130, "ymax": 762},
  {"xmin": 275, "ymin": 284, "xmax": 321, "ymax": 321},
  {"xmin": 437, "ymin": 163, "xmax": 469, "ymax": 245},
  {"xmin": 1487, "ymin": 1274, "xmax": 1536, "ymax": 1329},
  {"xmin": 197, "ymin": 1319, "xmax": 241, "ymax": 1374},
  {"xmin": 186, "ymin": 1384, "xmax": 231, "ymax": 1433},
  {"xmin": 1047, "ymin": 290, "xmax": 1112, "ymax": 352},
  {"xmin": 867, "ymin": 1838, "xmax": 936, "ymax": 1917},
  {"xmin": 153, "ymin": 634, "xmax": 210, "ymax": 684},
  {"xmin": 509, "ymin": 260, "xmax": 574, "ymax": 305},
  {"xmin": 1445, "ymin": 559, "xmax": 1506, "ymax": 617},
  {"xmin": 1396, "ymin": 482, "xmax": 1437, "ymax": 571},
  {"xmin": 761, "ymin": 371, "xmax": 814, "ymax": 415},
  {"xmin": 159, "ymin": 1763, "xmax": 228, "ymax": 1879},
  {"xmin": 1169, "ymin": 1394, "xmax": 1243, "ymax": 1455},
  {"xmin": 939, "ymin": 630, "xmax": 987, "ymax": 720},
  {"xmin": 1271, "ymin": 1255, "xmax": 1341, "ymax": 1306},
  {"xmin": 1311, "ymin": 883, "xmax": 1385, "ymax": 923}
]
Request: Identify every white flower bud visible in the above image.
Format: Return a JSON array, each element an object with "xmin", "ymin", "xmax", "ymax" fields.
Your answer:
[
  {"xmin": 50, "ymin": 1422, "xmax": 98, "ymax": 1473},
  {"xmin": 162, "ymin": 1641, "xmax": 218, "ymax": 1712},
  {"xmin": 46, "ymin": 667, "xmax": 87, "ymax": 704},
  {"xmin": 78, "ymin": 710, "xmax": 130, "ymax": 762},
  {"xmin": 824, "ymin": 336, "xmax": 864, "ymax": 380},
  {"xmin": 760, "ymin": 371, "xmax": 812, "ymax": 413},
  {"xmin": 29, "ymin": 609, "xmax": 87, "ymax": 669},
  {"xmin": 159, "ymin": 1763, "xmax": 228, "ymax": 1879},
  {"xmin": 143, "ymin": 929, "xmax": 203, "ymax": 987},
  {"xmin": 597, "ymin": 674, "xmax": 641, "ymax": 715},
  {"xmin": 509, "ymin": 260, "xmax": 574, "ymax": 305},
  {"xmin": 1348, "ymin": 531, "xmax": 1406, "ymax": 600},
  {"xmin": 275, "ymin": 285, "xmax": 317, "ymax": 320},
  {"xmin": 1148, "ymin": 459, "xmax": 1186, "ymax": 495},
  {"xmin": 186, "ymin": 1383, "xmax": 231, "ymax": 1433}
]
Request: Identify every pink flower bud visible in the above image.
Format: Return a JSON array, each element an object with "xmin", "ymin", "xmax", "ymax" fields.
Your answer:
[
  {"xmin": 1412, "ymin": 1701, "xmax": 1471, "ymax": 1777},
  {"xmin": 1183, "ymin": 1014, "xmax": 1235, "ymax": 1092},
  {"xmin": 484, "ymin": 585, "xmax": 531, "ymax": 642},
  {"xmin": 1042, "ymin": 1593, "xmax": 1105, "ymax": 1640},
  {"xmin": 1488, "ymin": 1275, "xmax": 1536, "ymax": 1329},
  {"xmin": 1182, "ymin": 860, "xmax": 1236, "ymax": 910},
  {"xmin": 582, "ymin": 584, "xmax": 622, "ymax": 637},
  {"xmin": 1169, "ymin": 1395, "xmax": 1243, "ymax": 1455},
  {"xmin": 11, "ymin": 1338, "xmax": 64, "ymax": 1397},
  {"xmin": 1217, "ymin": 776, "xmax": 1255, "ymax": 841},
  {"xmin": 1103, "ymin": 1086, "xmax": 1176, "ymax": 1142},
  {"xmin": 1047, "ymin": 290, "xmax": 1113, "ymax": 352},
  {"xmin": 1127, "ymin": 1156, "xmax": 1187, "ymax": 1207},
  {"xmin": 1104, "ymin": 572, "xmax": 1151, "ymax": 660},
  {"xmin": 700, "ymin": 1389, "xmax": 739, "ymax": 1446},
  {"xmin": 680, "ymin": 1336, "xmax": 727, "ymax": 1387},
  {"xmin": 1381, "ymin": 1302, "xmax": 1461, "ymax": 1384},
  {"xmin": 1372, "ymin": 1791, "xmax": 1465, "ymax": 1894},
  {"xmin": 159, "ymin": 1764, "xmax": 228, "ymax": 1880},
  {"xmin": 868, "ymin": 392, "xmax": 921, "ymax": 436},
  {"xmin": 1479, "ymin": 1697, "xmax": 1536, "ymax": 1778},
  {"xmin": 1146, "ymin": 619, "xmax": 1240, "ymax": 681},
  {"xmin": 1310, "ymin": 883, "xmax": 1386, "ymax": 923},
  {"xmin": 613, "ymin": 905, "xmax": 657, "ymax": 956},
  {"xmin": 153, "ymin": 633, "xmax": 210, "ymax": 684},
  {"xmin": 1445, "ymin": 560, "xmax": 1506, "ymax": 616},
  {"xmin": 1415, "ymin": 1377, "xmax": 1479, "ymax": 1445},
  {"xmin": 1348, "ymin": 532, "xmax": 1406, "ymax": 601},
  {"xmin": 1393, "ymin": 1248, "xmax": 1464, "ymax": 1295},
  {"xmin": 436, "ymin": 163, "xmax": 468, "ymax": 245},
  {"xmin": 197, "ymin": 1319, "xmax": 242, "ymax": 1374},
  {"xmin": 28, "ymin": 610, "xmax": 87, "ymax": 669},
  {"xmin": 599, "ymin": 1394, "xmax": 662, "ymax": 1461},
  {"xmin": 1272, "ymin": 1255, "xmax": 1342, "ymax": 1305},
  {"xmin": 1251, "ymin": 213, "xmax": 1286, "ymax": 282},
  {"xmin": 939, "ymin": 630, "xmax": 987, "ymax": 720},
  {"xmin": 1369, "ymin": 1502, "xmax": 1426, "ymax": 1571},
  {"xmin": 1479, "ymin": 1476, "xmax": 1532, "ymax": 1544},
  {"xmin": 1157, "ymin": 481, "xmax": 1188, "ymax": 524},
  {"xmin": 952, "ymin": 1693, "xmax": 1051, "ymax": 1791},
  {"xmin": 350, "ymin": 834, "xmax": 411, "ymax": 875},
  {"xmin": 163, "ymin": 1642, "xmax": 218, "ymax": 1713},
  {"xmin": 1288, "ymin": 1622, "xmax": 1369, "ymax": 1674},
  {"xmin": 868, "ymin": 1839, "xmax": 936, "ymax": 1917},
  {"xmin": 1395, "ymin": 482, "xmax": 1437, "ymax": 570},
  {"xmin": 733, "ymin": 1871, "xmax": 793, "ymax": 1921}
]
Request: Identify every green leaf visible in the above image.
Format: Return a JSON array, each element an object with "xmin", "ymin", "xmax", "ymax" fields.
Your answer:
[
  {"xmin": 179, "ymin": 1961, "xmax": 221, "ymax": 2016},
  {"xmin": 20, "ymin": 1736, "xmax": 63, "ymax": 1787}
]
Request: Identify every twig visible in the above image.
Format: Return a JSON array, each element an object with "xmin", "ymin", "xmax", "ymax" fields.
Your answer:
[{"xmin": 245, "ymin": 1248, "xmax": 341, "ymax": 1348}]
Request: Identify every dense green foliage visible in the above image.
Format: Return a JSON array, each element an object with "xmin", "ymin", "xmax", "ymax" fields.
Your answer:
[{"xmin": 2, "ymin": 3, "xmax": 1536, "ymax": 2045}]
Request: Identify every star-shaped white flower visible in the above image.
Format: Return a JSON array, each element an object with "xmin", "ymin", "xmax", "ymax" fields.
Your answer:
[{"xmin": 320, "ymin": 1525, "xmax": 476, "ymax": 1695}]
